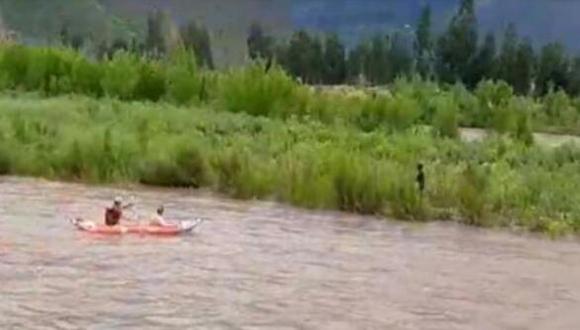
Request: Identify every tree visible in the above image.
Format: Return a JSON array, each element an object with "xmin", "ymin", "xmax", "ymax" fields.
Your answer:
[
  {"xmin": 146, "ymin": 10, "xmax": 173, "ymax": 57},
  {"xmin": 247, "ymin": 22, "xmax": 274, "ymax": 61},
  {"xmin": 566, "ymin": 56, "xmax": 580, "ymax": 95},
  {"xmin": 310, "ymin": 36, "xmax": 324, "ymax": 83},
  {"xmin": 497, "ymin": 24, "xmax": 518, "ymax": 87},
  {"xmin": 496, "ymin": 25, "xmax": 535, "ymax": 95},
  {"xmin": 322, "ymin": 33, "xmax": 346, "ymax": 84},
  {"xmin": 285, "ymin": 30, "xmax": 310, "ymax": 81},
  {"xmin": 389, "ymin": 31, "xmax": 414, "ymax": 79},
  {"xmin": 146, "ymin": 10, "xmax": 163, "ymax": 56},
  {"xmin": 436, "ymin": 0, "xmax": 478, "ymax": 83},
  {"xmin": 366, "ymin": 35, "xmax": 390, "ymax": 84},
  {"xmin": 512, "ymin": 38, "xmax": 535, "ymax": 95},
  {"xmin": 60, "ymin": 21, "xmax": 70, "ymax": 46},
  {"xmin": 537, "ymin": 42, "xmax": 570, "ymax": 95},
  {"xmin": 70, "ymin": 35, "xmax": 84, "ymax": 50},
  {"xmin": 416, "ymin": 4, "xmax": 434, "ymax": 78},
  {"xmin": 284, "ymin": 30, "xmax": 325, "ymax": 84},
  {"xmin": 468, "ymin": 32, "xmax": 497, "ymax": 86},
  {"xmin": 107, "ymin": 38, "xmax": 129, "ymax": 58},
  {"xmin": 346, "ymin": 41, "xmax": 370, "ymax": 84},
  {"xmin": 180, "ymin": 21, "xmax": 214, "ymax": 69},
  {"xmin": 416, "ymin": 4, "xmax": 432, "ymax": 55}
]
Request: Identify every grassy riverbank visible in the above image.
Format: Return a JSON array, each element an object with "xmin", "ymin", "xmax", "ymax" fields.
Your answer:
[
  {"xmin": 1, "ymin": 44, "xmax": 580, "ymax": 138},
  {"xmin": 1, "ymin": 94, "xmax": 580, "ymax": 236}
]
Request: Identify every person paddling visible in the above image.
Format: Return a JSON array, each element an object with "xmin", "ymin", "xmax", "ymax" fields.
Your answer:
[{"xmin": 104, "ymin": 197, "xmax": 133, "ymax": 226}]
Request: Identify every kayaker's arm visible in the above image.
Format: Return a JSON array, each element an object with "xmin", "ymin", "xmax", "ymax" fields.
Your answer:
[{"xmin": 122, "ymin": 203, "xmax": 134, "ymax": 210}]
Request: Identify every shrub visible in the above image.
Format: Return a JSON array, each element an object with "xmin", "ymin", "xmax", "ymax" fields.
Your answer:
[
  {"xmin": 277, "ymin": 151, "xmax": 336, "ymax": 209},
  {"xmin": 0, "ymin": 145, "xmax": 11, "ymax": 175},
  {"xmin": 139, "ymin": 143, "xmax": 209, "ymax": 188},
  {"xmin": 101, "ymin": 51, "xmax": 139, "ymax": 100},
  {"xmin": 166, "ymin": 48, "xmax": 202, "ymax": 105},
  {"xmin": 432, "ymin": 95, "xmax": 459, "ymax": 139},
  {"xmin": 457, "ymin": 164, "xmax": 489, "ymax": 225},
  {"xmin": 0, "ymin": 44, "xmax": 30, "ymax": 88},
  {"xmin": 71, "ymin": 57, "xmax": 103, "ymax": 96},
  {"xmin": 356, "ymin": 94, "xmax": 420, "ymax": 132},
  {"xmin": 332, "ymin": 153, "xmax": 386, "ymax": 214},
  {"xmin": 219, "ymin": 63, "xmax": 299, "ymax": 117},
  {"xmin": 543, "ymin": 89, "xmax": 577, "ymax": 128},
  {"xmin": 134, "ymin": 61, "xmax": 166, "ymax": 102}
]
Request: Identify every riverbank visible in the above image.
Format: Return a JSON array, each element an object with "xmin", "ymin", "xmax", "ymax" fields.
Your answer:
[{"xmin": 0, "ymin": 93, "xmax": 580, "ymax": 236}]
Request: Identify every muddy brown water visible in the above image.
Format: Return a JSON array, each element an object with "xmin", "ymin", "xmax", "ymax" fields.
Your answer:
[{"xmin": 1, "ymin": 176, "xmax": 579, "ymax": 329}]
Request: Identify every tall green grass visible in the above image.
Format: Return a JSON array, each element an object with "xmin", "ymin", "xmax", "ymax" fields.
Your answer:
[
  {"xmin": 0, "ymin": 94, "xmax": 579, "ymax": 235},
  {"xmin": 0, "ymin": 44, "xmax": 579, "ymax": 136},
  {"xmin": 2, "ymin": 44, "xmax": 580, "ymax": 236}
]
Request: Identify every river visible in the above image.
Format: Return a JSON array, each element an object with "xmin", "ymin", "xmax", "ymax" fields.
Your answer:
[{"xmin": 1, "ymin": 177, "xmax": 579, "ymax": 329}]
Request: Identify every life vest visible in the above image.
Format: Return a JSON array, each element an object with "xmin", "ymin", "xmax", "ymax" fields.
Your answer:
[{"xmin": 105, "ymin": 207, "xmax": 122, "ymax": 226}]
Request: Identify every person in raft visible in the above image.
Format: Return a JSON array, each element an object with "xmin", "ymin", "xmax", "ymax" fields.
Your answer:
[
  {"xmin": 149, "ymin": 205, "xmax": 173, "ymax": 227},
  {"xmin": 104, "ymin": 197, "xmax": 133, "ymax": 226}
]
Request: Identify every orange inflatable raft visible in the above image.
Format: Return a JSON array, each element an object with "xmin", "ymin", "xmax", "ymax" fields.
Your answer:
[{"xmin": 70, "ymin": 218, "xmax": 203, "ymax": 236}]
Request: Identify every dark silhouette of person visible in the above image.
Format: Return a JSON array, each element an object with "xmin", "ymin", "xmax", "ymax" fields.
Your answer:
[{"xmin": 416, "ymin": 163, "xmax": 425, "ymax": 195}]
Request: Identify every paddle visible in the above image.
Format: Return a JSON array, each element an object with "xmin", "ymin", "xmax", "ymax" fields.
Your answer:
[{"xmin": 123, "ymin": 196, "xmax": 139, "ymax": 223}]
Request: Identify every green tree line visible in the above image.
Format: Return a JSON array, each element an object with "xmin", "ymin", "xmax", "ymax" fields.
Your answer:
[
  {"xmin": 54, "ymin": 1, "xmax": 580, "ymax": 96},
  {"xmin": 59, "ymin": 9, "xmax": 214, "ymax": 69},
  {"xmin": 247, "ymin": 0, "xmax": 580, "ymax": 96}
]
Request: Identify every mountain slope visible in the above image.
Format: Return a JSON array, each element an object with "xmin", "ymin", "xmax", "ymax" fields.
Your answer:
[
  {"xmin": 99, "ymin": 0, "xmax": 292, "ymax": 66},
  {"xmin": 0, "ymin": 0, "xmax": 136, "ymax": 44}
]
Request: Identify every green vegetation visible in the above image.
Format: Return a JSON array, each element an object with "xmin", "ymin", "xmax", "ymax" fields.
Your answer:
[
  {"xmin": 3, "ymin": 0, "xmax": 578, "ymax": 96},
  {"xmin": 0, "ymin": 0, "xmax": 135, "ymax": 44},
  {"xmin": 1, "ymin": 43, "xmax": 580, "ymax": 236},
  {"xmin": 250, "ymin": 0, "xmax": 580, "ymax": 98},
  {"xmin": 0, "ymin": 94, "xmax": 580, "ymax": 236},
  {"xmin": 2, "ymin": 43, "xmax": 579, "ymax": 137}
]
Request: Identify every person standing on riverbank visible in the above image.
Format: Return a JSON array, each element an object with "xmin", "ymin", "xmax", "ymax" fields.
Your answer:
[{"xmin": 416, "ymin": 163, "xmax": 425, "ymax": 195}]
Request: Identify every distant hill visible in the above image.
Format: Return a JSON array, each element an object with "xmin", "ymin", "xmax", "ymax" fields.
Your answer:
[
  {"xmin": 290, "ymin": 0, "xmax": 580, "ymax": 52},
  {"xmin": 0, "ymin": 0, "xmax": 135, "ymax": 44},
  {"xmin": 1, "ymin": 0, "xmax": 579, "ymax": 66},
  {"xmin": 98, "ymin": 0, "xmax": 292, "ymax": 67}
]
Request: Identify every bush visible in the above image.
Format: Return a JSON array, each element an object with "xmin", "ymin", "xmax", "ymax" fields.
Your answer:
[
  {"xmin": 543, "ymin": 89, "xmax": 577, "ymax": 128},
  {"xmin": 491, "ymin": 104, "xmax": 516, "ymax": 135},
  {"xmin": 277, "ymin": 151, "xmax": 336, "ymax": 209},
  {"xmin": 71, "ymin": 57, "xmax": 104, "ymax": 96},
  {"xmin": 432, "ymin": 96, "xmax": 459, "ymax": 139},
  {"xmin": 512, "ymin": 110, "xmax": 534, "ymax": 146},
  {"xmin": 140, "ymin": 143, "xmax": 209, "ymax": 188},
  {"xmin": 0, "ymin": 44, "xmax": 30, "ymax": 88},
  {"xmin": 356, "ymin": 94, "xmax": 420, "ymax": 132},
  {"xmin": 166, "ymin": 48, "xmax": 202, "ymax": 105},
  {"xmin": 332, "ymin": 153, "xmax": 386, "ymax": 214},
  {"xmin": 25, "ymin": 48, "xmax": 75, "ymax": 95},
  {"xmin": 101, "ymin": 51, "xmax": 139, "ymax": 100},
  {"xmin": 0, "ymin": 146, "xmax": 11, "ymax": 175},
  {"xmin": 212, "ymin": 148, "xmax": 245, "ymax": 194},
  {"xmin": 457, "ymin": 164, "xmax": 489, "ymax": 225},
  {"xmin": 389, "ymin": 175, "xmax": 425, "ymax": 220},
  {"xmin": 134, "ymin": 61, "xmax": 166, "ymax": 102},
  {"xmin": 219, "ymin": 63, "xmax": 299, "ymax": 117},
  {"xmin": 474, "ymin": 80, "xmax": 513, "ymax": 128}
]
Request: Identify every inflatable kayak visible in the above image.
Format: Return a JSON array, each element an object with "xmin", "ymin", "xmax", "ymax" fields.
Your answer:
[{"xmin": 70, "ymin": 218, "xmax": 203, "ymax": 236}]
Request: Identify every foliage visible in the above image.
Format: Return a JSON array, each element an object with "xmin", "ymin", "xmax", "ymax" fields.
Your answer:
[{"xmin": 0, "ymin": 94, "xmax": 578, "ymax": 235}]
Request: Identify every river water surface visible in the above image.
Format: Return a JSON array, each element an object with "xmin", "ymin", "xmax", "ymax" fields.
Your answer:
[{"xmin": 1, "ymin": 177, "xmax": 580, "ymax": 329}]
